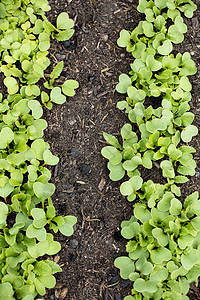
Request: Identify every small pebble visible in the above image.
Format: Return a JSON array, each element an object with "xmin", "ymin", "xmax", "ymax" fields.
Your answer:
[
  {"xmin": 62, "ymin": 162, "xmax": 67, "ymax": 168},
  {"xmin": 70, "ymin": 148, "xmax": 80, "ymax": 157},
  {"xmin": 100, "ymin": 221, "xmax": 104, "ymax": 228},
  {"xmin": 63, "ymin": 40, "xmax": 76, "ymax": 50},
  {"xmin": 68, "ymin": 118, "xmax": 76, "ymax": 126},
  {"xmin": 115, "ymin": 295, "xmax": 122, "ymax": 300},
  {"xmin": 70, "ymin": 239, "xmax": 79, "ymax": 249},
  {"xmin": 55, "ymin": 53, "xmax": 65, "ymax": 60},
  {"xmin": 63, "ymin": 40, "xmax": 70, "ymax": 48},
  {"xmin": 69, "ymin": 253, "xmax": 76, "ymax": 262},
  {"xmin": 88, "ymin": 75, "xmax": 95, "ymax": 82},
  {"xmin": 101, "ymin": 34, "xmax": 108, "ymax": 42},
  {"xmin": 81, "ymin": 163, "xmax": 89, "ymax": 175}
]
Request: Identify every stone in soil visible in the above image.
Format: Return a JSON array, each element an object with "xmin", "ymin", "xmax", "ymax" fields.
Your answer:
[
  {"xmin": 70, "ymin": 148, "xmax": 80, "ymax": 157},
  {"xmin": 69, "ymin": 239, "xmax": 79, "ymax": 249}
]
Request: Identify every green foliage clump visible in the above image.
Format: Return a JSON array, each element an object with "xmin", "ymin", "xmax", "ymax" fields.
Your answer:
[
  {"xmin": 101, "ymin": 0, "xmax": 199, "ymax": 299},
  {"xmin": 0, "ymin": 0, "xmax": 78, "ymax": 299}
]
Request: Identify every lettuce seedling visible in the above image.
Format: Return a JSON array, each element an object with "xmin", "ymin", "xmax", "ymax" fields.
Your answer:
[
  {"xmin": 102, "ymin": 1, "xmax": 198, "ymax": 299},
  {"xmin": 0, "ymin": 0, "xmax": 78, "ymax": 298}
]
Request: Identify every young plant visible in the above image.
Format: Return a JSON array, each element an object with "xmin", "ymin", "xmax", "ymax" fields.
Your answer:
[
  {"xmin": 0, "ymin": 0, "xmax": 78, "ymax": 298},
  {"xmin": 101, "ymin": 0, "xmax": 198, "ymax": 298}
]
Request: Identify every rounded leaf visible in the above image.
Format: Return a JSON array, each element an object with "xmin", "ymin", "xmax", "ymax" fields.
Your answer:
[
  {"xmin": 4, "ymin": 77, "xmax": 19, "ymax": 94},
  {"xmin": 43, "ymin": 149, "xmax": 59, "ymax": 166},
  {"xmin": 57, "ymin": 12, "xmax": 74, "ymax": 30},
  {"xmin": 58, "ymin": 216, "xmax": 77, "ymax": 236},
  {"xmin": 50, "ymin": 87, "xmax": 66, "ymax": 104}
]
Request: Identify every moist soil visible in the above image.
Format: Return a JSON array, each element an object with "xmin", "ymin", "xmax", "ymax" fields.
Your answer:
[
  {"xmin": 3, "ymin": 0, "xmax": 200, "ymax": 299},
  {"xmin": 44, "ymin": 0, "xmax": 200, "ymax": 299},
  {"xmin": 43, "ymin": 0, "xmax": 200, "ymax": 298}
]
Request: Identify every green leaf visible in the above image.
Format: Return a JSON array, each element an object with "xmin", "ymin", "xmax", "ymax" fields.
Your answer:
[
  {"xmin": 151, "ymin": 247, "xmax": 172, "ymax": 264},
  {"xmin": 31, "ymin": 208, "xmax": 47, "ymax": 228},
  {"xmin": 168, "ymin": 25, "xmax": 184, "ymax": 44},
  {"xmin": 137, "ymin": 0, "xmax": 149, "ymax": 13},
  {"xmin": 31, "ymin": 139, "xmax": 46, "ymax": 160},
  {"xmin": 114, "ymin": 257, "xmax": 135, "ymax": 279},
  {"xmin": 123, "ymin": 156, "xmax": 142, "ymax": 171},
  {"xmin": 58, "ymin": 216, "xmax": 77, "ymax": 236},
  {"xmin": 181, "ymin": 250, "xmax": 200, "ymax": 270},
  {"xmin": 0, "ymin": 282, "xmax": 14, "ymax": 298},
  {"xmin": 152, "ymin": 228, "xmax": 169, "ymax": 246},
  {"xmin": 146, "ymin": 118, "xmax": 167, "ymax": 133},
  {"xmin": 43, "ymin": 149, "xmax": 59, "ymax": 166},
  {"xmin": 0, "ymin": 183, "xmax": 14, "ymax": 199},
  {"xmin": 103, "ymin": 132, "xmax": 121, "ymax": 149},
  {"xmin": 28, "ymin": 100, "xmax": 43, "ymax": 119},
  {"xmin": 146, "ymin": 55, "xmax": 162, "ymax": 72},
  {"xmin": 142, "ymin": 21, "xmax": 155, "ymax": 37},
  {"xmin": 61, "ymin": 80, "xmax": 79, "ymax": 96},
  {"xmin": 26, "ymin": 224, "xmax": 47, "ymax": 241},
  {"xmin": 116, "ymin": 74, "xmax": 131, "ymax": 93},
  {"xmin": 191, "ymin": 217, "xmax": 200, "ymax": 231},
  {"xmin": 34, "ymin": 261, "xmax": 52, "ymax": 276},
  {"xmin": 0, "ymin": 3, "xmax": 6, "ymax": 18},
  {"xmin": 46, "ymin": 233, "xmax": 61, "ymax": 255},
  {"xmin": 121, "ymin": 221, "xmax": 140, "ymax": 239},
  {"xmin": 25, "ymin": 85, "xmax": 40, "ymax": 96},
  {"xmin": 181, "ymin": 125, "xmax": 198, "ymax": 143},
  {"xmin": 179, "ymin": 76, "xmax": 192, "ymax": 92},
  {"xmin": 117, "ymin": 30, "xmax": 131, "ymax": 47},
  {"xmin": 50, "ymin": 87, "xmax": 66, "ymax": 104},
  {"xmin": 134, "ymin": 278, "xmax": 158, "ymax": 294},
  {"xmin": 50, "ymin": 61, "xmax": 64, "ymax": 79},
  {"xmin": 158, "ymin": 40, "xmax": 173, "ymax": 55},
  {"xmin": 0, "ymin": 202, "xmax": 8, "ymax": 224},
  {"xmin": 107, "ymin": 162, "xmax": 125, "ymax": 181},
  {"xmin": 36, "ymin": 275, "xmax": 56, "ymax": 292},
  {"xmin": 54, "ymin": 29, "xmax": 74, "ymax": 41},
  {"xmin": 0, "ymin": 127, "xmax": 14, "ymax": 149},
  {"xmin": 39, "ymin": 32, "xmax": 50, "ymax": 51},
  {"xmin": 174, "ymin": 176, "xmax": 189, "ymax": 184},
  {"xmin": 57, "ymin": 12, "xmax": 74, "ymax": 30},
  {"xmin": 101, "ymin": 146, "xmax": 122, "ymax": 165},
  {"xmin": 134, "ymin": 203, "xmax": 151, "ymax": 222},
  {"xmin": 45, "ymin": 259, "xmax": 62, "ymax": 273},
  {"xmin": 33, "ymin": 182, "xmax": 55, "ymax": 200},
  {"xmin": 28, "ymin": 240, "xmax": 49, "ymax": 258},
  {"xmin": 120, "ymin": 176, "xmax": 143, "ymax": 196},
  {"xmin": 127, "ymin": 86, "xmax": 146, "ymax": 102},
  {"xmin": 4, "ymin": 77, "xmax": 19, "ymax": 94}
]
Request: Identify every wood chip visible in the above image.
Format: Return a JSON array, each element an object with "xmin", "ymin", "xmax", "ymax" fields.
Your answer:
[
  {"xmin": 98, "ymin": 178, "xmax": 106, "ymax": 191},
  {"xmin": 54, "ymin": 255, "xmax": 60, "ymax": 264},
  {"xmin": 60, "ymin": 287, "xmax": 68, "ymax": 299}
]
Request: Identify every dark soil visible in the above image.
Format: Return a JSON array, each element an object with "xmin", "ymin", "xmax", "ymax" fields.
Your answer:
[
  {"xmin": 2, "ymin": 0, "xmax": 200, "ymax": 299},
  {"xmin": 42, "ymin": 0, "xmax": 200, "ymax": 299},
  {"xmin": 43, "ymin": 0, "xmax": 200, "ymax": 299}
]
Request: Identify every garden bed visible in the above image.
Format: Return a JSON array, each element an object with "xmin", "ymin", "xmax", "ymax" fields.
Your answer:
[
  {"xmin": 4, "ymin": 0, "xmax": 199, "ymax": 299},
  {"xmin": 44, "ymin": 0, "xmax": 200, "ymax": 299}
]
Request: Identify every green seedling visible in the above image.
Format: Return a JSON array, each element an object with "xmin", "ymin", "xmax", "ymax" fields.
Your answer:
[
  {"xmin": 102, "ymin": 0, "xmax": 198, "ymax": 299},
  {"xmin": 0, "ymin": 0, "xmax": 78, "ymax": 298}
]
